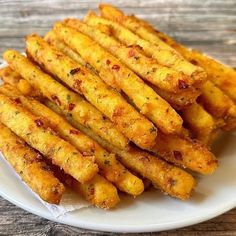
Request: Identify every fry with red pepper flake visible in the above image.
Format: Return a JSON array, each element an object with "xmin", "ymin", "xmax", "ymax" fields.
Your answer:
[
  {"xmin": 0, "ymin": 92, "xmax": 98, "ymax": 183},
  {"xmin": 52, "ymin": 112, "xmax": 196, "ymax": 200},
  {"xmin": 59, "ymin": 19, "xmax": 183, "ymax": 134},
  {"xmin": 152, "ymin": 132, "xmax": 218, "ymax": 175},
  {"xmin": 86, "ymin": 9, "xmax": 206, "ymax": 87},
  {"xmin": 0, "ymin": 122, "xmax": 65, "ymax": 204},
  {"xmin": 26, "ymin": 34, "xmax": 157, "ymax": 149},
  {"xmin": 3, "ymin": 50, "xmax": 128, "ymax": 150},
  {"xmin": 0, "ymin": 84, "xmax": 144, "ymax": 196}
]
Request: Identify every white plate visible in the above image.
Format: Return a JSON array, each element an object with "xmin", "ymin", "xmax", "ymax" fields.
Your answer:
[{"xmin": 0, "ymin": 63, "xmax": 236, "ymax": 233}]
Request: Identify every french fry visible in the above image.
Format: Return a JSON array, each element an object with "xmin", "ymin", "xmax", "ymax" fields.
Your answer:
[
  {"xmin": 86, "ymin": 10, "xmax": 206, "ymax": 86},
  {"xmin": 46, "ymin": 100, "xmax": 196, "ymax": 200},
  {"xmin": 112, "ymin": 7, "xmax": 236, "ymax": 102},
  {"xmin": 0, "ymin": 84, "xmax": 144, "ymax": 196},
  {"xmin": 49, "ymin": 163, "xmax": 120, "ymax": 209},
  {"xmin": 0, "ymin": 122, "xmax": 65, "ymax": 204},
  {"xmin": 181, "ymin": 103, "xmax": 218, "ymax": 144},
  {"xmin": 3, "ymin": 50, "xmax": 128, "ymax": 150},
  {"xmin": 0, "ymin": 92, "xmax": 98, "ymax": 183},
  {"xmin": 152, "ymin": 132, "xmax": 218, "ymax": 174},
  {"xmin": 199, "ymin": 81, "xmax": 236, "ymax": 130},
  {"xmin": 26, "ymin": 33, "xmax": 157, "ymax": 149},
  {"xmin": 0, "ymin": 66, "xmax": 41, "ymax": 97},
  {"xmin": 56, "ymin": 21, "xmax": 183, "ymax": 134},
  {"xmin": 67, "ymin": 18, "xmax": 193, "ymax": 94}
]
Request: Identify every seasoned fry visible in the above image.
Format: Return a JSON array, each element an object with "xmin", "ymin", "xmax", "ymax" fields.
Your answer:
[
  {"xmin": 69, "ymin": 174, "xmax": 120, "ymax": 209},
  {"xmin": 26, "ymin": 33, "xmax": 157, "ymax": 149},
  {"xmin": 3, "ymin": 50, "xmax": 128, "ymax": 150},
  {"xmin": 199, "ymin": 81, "xmax": 236, "ymax": 130},
  {"xmin": 0, "ymin": 66, "xmax": 41, "ymax": 97},
  {"xmin": 0, "ymin": 122, "xmax": 65, "ymax": 204},
  {"xmin": 0, "ymin": 84, "xmax": 144, "ymax": 196},
  {"xmin": 57, "ymin": 21, "xmax": 183, "ymax": 134},
  {"xmin": 67, "ymin": 18, "xmax": 192, "ymax": 94},
  {"xmin": 153, "ymin": 132, "xmax": 218, "ymax": 174},
  {"xmin": 50, "ymin": 164, "xmax": 120, "ymax": 209},
  {"xmin": 86, "ymin": 11, "xmax": 206, "ymax": 86},
  {"xmin": 0, "ymin": 92, "xmax": 98, "ymax": 183},
  {"xmin": 181, "ymin": 103, "xmax": 218, "ymax": 144},
  {"xmin": 113, "ymin": 7, "xmax": 236, "ymax": 101},
  {"xmin": 46, "ymin": 100, "xmax": 196, "ymax": 200}
]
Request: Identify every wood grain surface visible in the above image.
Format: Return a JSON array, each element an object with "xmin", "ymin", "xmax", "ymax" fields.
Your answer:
[{"xmin": 0, "ymin": 0, "xmax": 236, "ymax": 235}]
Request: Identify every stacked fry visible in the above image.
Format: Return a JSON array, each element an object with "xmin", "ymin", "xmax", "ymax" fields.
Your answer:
[{"xmin": 0, "ymin": 4, "xmax": 235, "ymax": 209}]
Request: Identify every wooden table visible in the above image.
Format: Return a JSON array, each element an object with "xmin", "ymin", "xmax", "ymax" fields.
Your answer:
[{"xmin": 0, "ymin": 0, "xmax": 235, "ymax": 235}]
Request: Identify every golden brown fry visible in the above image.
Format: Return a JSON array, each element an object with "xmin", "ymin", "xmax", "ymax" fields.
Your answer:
[
  {"xmin": 0, "ymin": 122, "xmax": 65, "ymax": 204},
  {"xmin": 152, "ymin": 132, "xmax": 218, "ymax": 174},
  {"xmin": 116, "ymin": 9, "xmax": 236, "ymax": 102},
  {"xmin": 26, "ymin": 33, "xmax": 157, "ymax": 149},
  {"xmin": 67, "ymin": 18, "xmax": 193, "ymax": 94},
  {"xmin": 46, "ymin": 100, "xmax": 196, "ymax": 200},
  {"xmin": 3, "ymin": 50, "xmax": 128, "ymax": 150},
  {"xmin": 86, "ymin": 10, "xmax": 206, "ymax": 86},
  {"xmin": 199, "ymin": 81, "xmax": 236, "ymax": 130},
  {"xmin": 0, "ymin": 84, "xmax": 144, "ymax": 196},
  {"xmin": 50, "ymin": 163, "xmax": 120, "ymax": 209},
  {"xmin": 0, "ymin": 92, "xmax": 98, "ymax": 183},
  {"xmin": 181, "ymin": 103, "xmax": 218, "ymax": 144},
  {"xmin": 59, "ymin": 20, "xmax": 183, "ymax": 134},
  {"xmin": 0, "ymin": 66, "xmax": 41, "ymax": 97}
]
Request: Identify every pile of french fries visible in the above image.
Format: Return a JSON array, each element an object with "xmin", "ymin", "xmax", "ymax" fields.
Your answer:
[{"xmin": 0, "ymin": 4, "xmax": 235, "ymax": 209}]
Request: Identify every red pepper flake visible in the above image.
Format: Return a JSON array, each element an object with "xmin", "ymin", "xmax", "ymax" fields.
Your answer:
[
  {"xmin": 190, "ymin": 59, "xmax": 198, "ymax": 65},
  {"xmin": 178, "ymin": 80, "xmax": 189, "ymax": 89},
  {"xmin": 128, "ymin": 49, "xmax": 135, "ymax": 57},
  {"xmin": 173, "ymin": 151, "xmax": 183, "ymax": 161},
  {"xmin": 167, "ymin": 177, "xmax": 176, "ymax": 187},
  {"xmin": 73, "ymin": 80, "xmax": 82, "ymax": 92},
  {"xmin": 70, "ymin": 129, "xmax": 80, "ymax": 135},
  {"xmin": 106, "ymin": 59, "xmax": 111, "ymax": 65},
  {"xmin": 51, "ymin": 95, "xmax": 61, "ymax": 106},
  {"xmin": 14, "ymin": 98, "xmax": 21, "ymax": 104},
  {"xmin": 68, "ymin": 103, "xmax": 75, "ymax": 111},
  {"xmin": 111, "ymin": 64, "xmax": 120, "ymax": 71},
  {"xmin": 70, "ymin": 68, "xmax": 80, "ymax": 75},
  {"xmin": 140, "ymin": 156, "xmax": 150, "ymax": 162},
  {"xmin": 82, "ymin": 151, "xmax": 92, "ymax": 156},
  {"xmin": 35, "ymin": 119, "xmax": 44, "ymax": 127}
]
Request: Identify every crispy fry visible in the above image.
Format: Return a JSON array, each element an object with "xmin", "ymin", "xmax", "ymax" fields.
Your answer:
[
  {"xmin": 58, "ymin": 20, "xmax": 183, "ymax": 134},
  {"xmin": 152, "ymin": 132, "xmax": 218, "ymax": 174},
  {"xmin": 50, "ymin": 163, "xmax": 120, "ymax": 209},
  {"xmin": 0, "ymin": 84, "xmax": 144, "ymax": 196},
  {"xmin": 0, "ymin": 66, "xmax": 41, "ymax": 97},
  {"xmin": 46, "ymin": 100, "xmax": 196, "ymax": 200},
  {"xmin": 86, "ymin": 10, "xmax": 206, "ymax": 86},
  {"xmin": 181, "ymin": 103, "xmax": 218, "ymax": 144},
  {"xmin": 69, "ymin": 174, "xmax": 120, "ymax": 209},
  {"xmin": 0, "ymin": 122, "xmax": 65, "ymax": 204},
  {"xmin": 3, "ymin": 50, "xmax": 128, "ymax": 150},
  {"xmin": 67, "ymin": 18, "xmax": 192, "ymax": 94},
  {"xmin": 26, "ymin": 33, "xmax": 157, "ymax": 149},
  {"xmin": 0, "ymin": 92, "xmax": 98, "ymax": 183},
  {"xmin": 199, "ymin": 81, "xmax": 236, "ymax": 130},
  {"xmin": 115, "ymin": 9, "xmax": 236, "ymax": 102}
]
